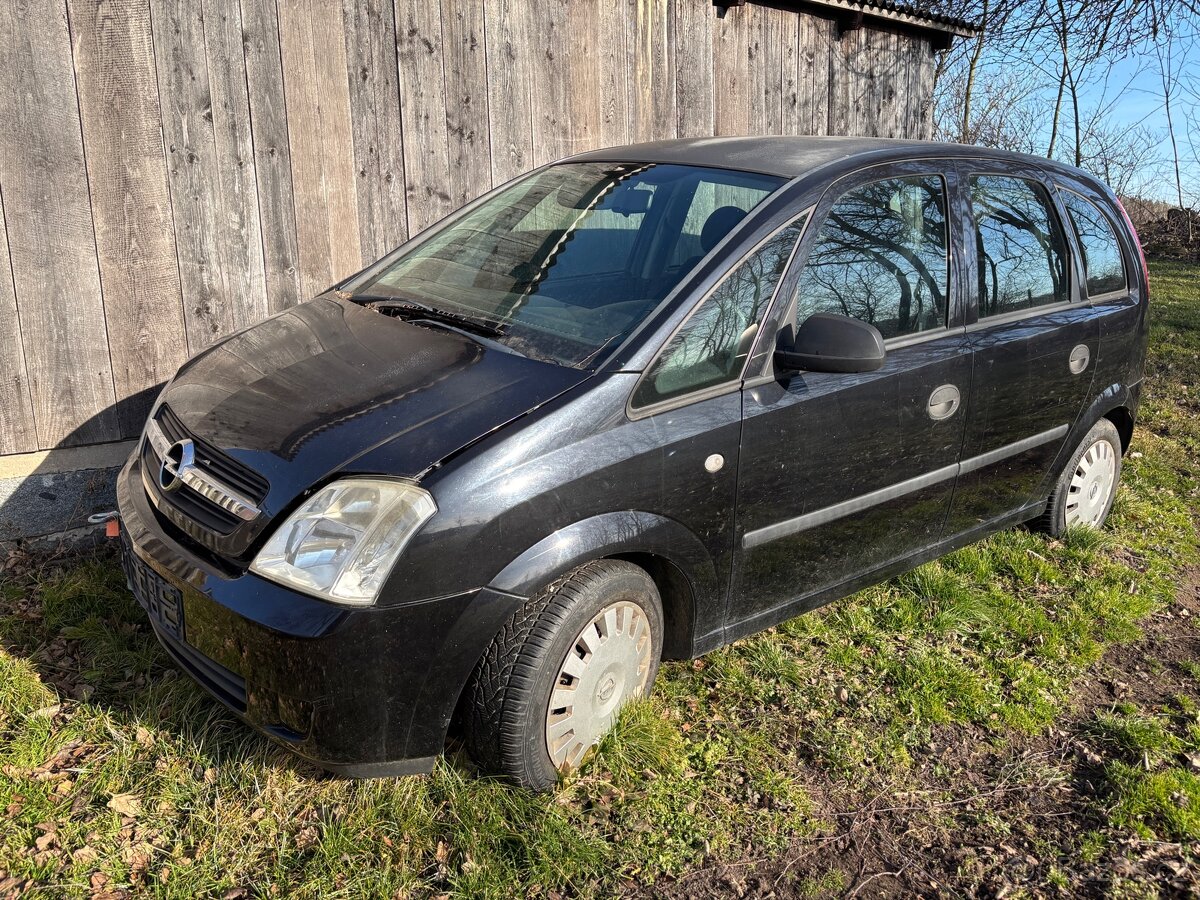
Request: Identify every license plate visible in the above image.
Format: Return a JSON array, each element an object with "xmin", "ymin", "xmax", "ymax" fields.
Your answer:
[{"xmin": 122, "ymin": 540, "xmax": 185, "ymax": 642}]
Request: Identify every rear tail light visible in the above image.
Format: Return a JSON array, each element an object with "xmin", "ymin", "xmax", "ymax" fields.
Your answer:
[{"xmin": 1116, "ymin": 197, "xmax": 1150, "ymax": 300}]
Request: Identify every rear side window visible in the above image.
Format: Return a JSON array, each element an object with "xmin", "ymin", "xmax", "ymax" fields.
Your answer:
[
  {"xmin": 793, "ymin": 175, "xmax": 949, "ymax": 340},
  {"xmin": 634, "ymin": 216, "xmax": 807, "ymax": 409},
  {"xmin": 1062, "ymin": 192, "xmax": 1127, "ymax": 296},
  {"xmin": 971, "ymin": 176, "xmax": 1069, "ymax": 317}
]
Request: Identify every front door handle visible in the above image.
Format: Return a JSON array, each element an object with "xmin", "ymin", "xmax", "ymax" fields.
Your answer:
[{"xmin": 927, "ymin": 384, "xmax": 961, "ymax": 421}]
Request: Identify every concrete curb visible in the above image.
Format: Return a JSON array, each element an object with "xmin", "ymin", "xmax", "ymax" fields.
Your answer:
[{"xmin": 0, "ymin": 440, "xmax": 134, "ymax": 543}]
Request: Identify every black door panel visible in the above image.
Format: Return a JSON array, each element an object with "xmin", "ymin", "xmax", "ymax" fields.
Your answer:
[
  {"xmin": 1056, "ymin": 186, "xmax": 1146, "ymax": 396},
  {"xmin": 734, "ymin": 333, "xmax": 970, "ymax": 624},
  {"xmin": 946, "ymin": 168, "xmax": 1099, "ymax": 531},
  {"xmin": 946, "ymin": 306, "xmax": 1098, "ymax": 532},
  {"xmin": 730, "ymin": 165, "xmax": 966, "ymax": 627}
]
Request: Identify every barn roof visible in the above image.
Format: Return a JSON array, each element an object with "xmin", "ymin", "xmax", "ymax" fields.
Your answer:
[
  {"xmin": 719, "ymin": 1, "xmax": 978, "ymax": 48},
  {"xmin": 809, "ymin": 1, "xmax": 978, "ymax": 36}
]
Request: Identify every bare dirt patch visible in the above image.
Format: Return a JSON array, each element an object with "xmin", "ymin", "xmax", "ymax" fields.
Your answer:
[{"xmin": 639, "ymin": 568, "xmax": 1200, "ymax": 899}]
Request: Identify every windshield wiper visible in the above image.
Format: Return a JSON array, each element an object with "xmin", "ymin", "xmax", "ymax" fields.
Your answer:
[{"xmin": 356, "ymin": 296, "xmax": 506, "ymax": 339}]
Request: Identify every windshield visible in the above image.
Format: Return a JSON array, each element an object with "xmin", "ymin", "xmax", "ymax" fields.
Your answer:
[{"xmin": 346, "ymin": 162, "xmax": 785, "ymax": 367}]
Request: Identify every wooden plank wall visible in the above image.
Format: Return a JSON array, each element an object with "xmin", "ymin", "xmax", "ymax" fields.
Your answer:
[{"xmin": 0, "ymin": 0, "xmax": 939, "ymax": 456}]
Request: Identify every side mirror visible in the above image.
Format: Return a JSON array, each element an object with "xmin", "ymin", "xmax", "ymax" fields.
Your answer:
[{"xmin": 774, "ymin": 313, "xmax": 886, "ymax": 374}]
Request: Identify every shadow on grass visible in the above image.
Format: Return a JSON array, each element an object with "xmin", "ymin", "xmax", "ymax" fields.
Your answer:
[
  {"xmin": 0, "ymin": 546, "xmax": 480, "ymax": 784},
  {"xmin": 0, "ymin": 547, "xmax": 718, "ymax": 897}
]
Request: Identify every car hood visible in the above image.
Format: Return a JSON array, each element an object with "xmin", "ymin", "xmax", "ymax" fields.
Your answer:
[{"xmin": 159, "ymin": 297, "xmax": 587, "ymax": 517}]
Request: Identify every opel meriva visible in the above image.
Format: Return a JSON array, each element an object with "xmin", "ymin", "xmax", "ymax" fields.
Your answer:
[{"xmin": 117, "ymin": 137, "xmax": 1149, "ymax": 789}]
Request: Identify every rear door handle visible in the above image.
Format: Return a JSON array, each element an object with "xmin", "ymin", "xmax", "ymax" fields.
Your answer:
[{"xmin": 927, "ymin": 384, "xmax": 961, "ymax": 421}]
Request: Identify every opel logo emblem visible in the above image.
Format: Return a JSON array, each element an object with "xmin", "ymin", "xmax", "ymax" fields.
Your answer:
[{"xmin": 159, "ymin": 439, "xmax": 195, "ymax": 493}]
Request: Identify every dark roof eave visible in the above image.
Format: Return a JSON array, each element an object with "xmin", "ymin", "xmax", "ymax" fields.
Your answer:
[{"xmin": 722, "ymin": 0, "xmax": 979, "ymax": 41}]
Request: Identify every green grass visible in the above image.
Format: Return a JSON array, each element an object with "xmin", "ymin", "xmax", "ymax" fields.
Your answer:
[
  {"xmin": 1, "ymin": 259, "xmax": 1198, "ymax": 897},
  {"xmin": 1087, "ymin": 698, "xmax": 1200, "ymax": 841}
]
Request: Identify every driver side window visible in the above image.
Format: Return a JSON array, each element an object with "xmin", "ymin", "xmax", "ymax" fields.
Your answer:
[
  {"xmin": 633, "ymin": 216, "xmax": 807, "ymax": 410},
  {"xmin": 793, "ymin": 175, "xmax": 949, "ymax": 340}
]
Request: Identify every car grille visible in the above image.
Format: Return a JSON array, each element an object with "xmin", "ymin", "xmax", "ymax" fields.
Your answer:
[{"xmin": 142, "ymin": 404, "xmax": 269, "ymax": 536}]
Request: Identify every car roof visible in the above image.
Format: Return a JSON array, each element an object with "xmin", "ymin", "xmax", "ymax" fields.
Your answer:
[{"xmin": 565, "ymin": 136, "xmax": 1097, "ymax": 185}]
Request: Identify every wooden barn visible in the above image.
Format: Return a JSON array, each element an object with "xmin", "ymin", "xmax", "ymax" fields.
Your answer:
[{"xmin": 0, "ymin": 0, "xmax": 972, "ymax": 540}]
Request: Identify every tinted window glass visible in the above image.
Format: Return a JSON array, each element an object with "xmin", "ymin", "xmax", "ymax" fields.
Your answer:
[
  {"xmin": 351, "ymin": 162, "xmax": 783, "ymax": 368},
  {"xmin": 971, "ymin": 175, "xmax": 1069, "ymax": 317},
  {"xmin": 514, "ymin": 183, "xmax": 656, "ymax": 277},
  {"xmin": 635, "ymin": 217, "xmax": 807, "ymax": 408},
  {"xmin": 793, "ymin": 176, "xmax": 949, "ymax": 340},
  {"xmin": 1062, "ymin": 192, "xmax": 1127, "ymax": 295},
  {"xmin": 668, "ymin": 181, "xmax": 778, "ymax": 268}
]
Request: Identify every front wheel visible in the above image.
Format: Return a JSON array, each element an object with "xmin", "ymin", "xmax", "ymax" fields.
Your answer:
[
  {"xmin": 1038, "ymin": 418, "xmax": 1123, "ymax": 536},
  {"xmin": 463, "ymin": 560, "xmax": 663, "ymax": 790}
]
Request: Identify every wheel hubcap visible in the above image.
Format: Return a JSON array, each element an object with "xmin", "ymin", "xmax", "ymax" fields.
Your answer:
[
  {"xmin": 1065, "ymin": 437, "xmax": 1117, "ymax": 527},
  {"xmin": 545, "ymin": 600, "xmax": 653, "ymax": 771}
]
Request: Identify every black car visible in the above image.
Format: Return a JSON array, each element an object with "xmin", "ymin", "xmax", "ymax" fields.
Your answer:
[{"xmin": 117, "ymin": 137, "xmax": 1149, "ymax": 789}]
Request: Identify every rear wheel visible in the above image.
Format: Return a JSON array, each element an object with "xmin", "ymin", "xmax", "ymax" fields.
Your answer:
[
  {"xmin": 463, "ymin": 560, "xmax": 663, "ymax": 790},
  {"xmin": 1038, "ymin": 418, "xmax": 1123, "ymax": 536}
]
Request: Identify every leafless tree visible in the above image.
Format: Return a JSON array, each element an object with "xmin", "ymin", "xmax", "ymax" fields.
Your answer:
[
  {"xmin": 931, "ymin": 0, "xmax": 1199, "ymax": 217},
  {"xmin": 933, "ymin": 67, "xmax": 1046, "ymax": 152},
  {"xmin": 1154, "ymin": 35, "xmax": 1194, "ymax": 241},
  {"xmin": 796, "ymin": 179, "xmax": 948, "ymax": 335},
  {"xmin": 1077, "ymin": 121, "xmax": 1164, "ymax": 198}
]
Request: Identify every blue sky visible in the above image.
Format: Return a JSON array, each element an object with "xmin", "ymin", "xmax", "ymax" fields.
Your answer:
[
  {"xmin": 1064, "ymin": 41, "xmax": 1194, "ymax": 202},
  {"xmin": 965, "ymin": 21, "xmax": 1196, "ymax": 203},
  {"xmin": 1097, "ymin": 55, "xmax": 1183, "ymax": 140}
]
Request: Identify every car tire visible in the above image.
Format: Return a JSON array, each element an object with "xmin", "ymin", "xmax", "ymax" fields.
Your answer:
[
  {"xmin": 463, "ymin": 559, "xmax": 663, "ymax": 790},
  {"xmin": 1037, "ymin": 417, "xmax": 1123, "ymax": 537}
]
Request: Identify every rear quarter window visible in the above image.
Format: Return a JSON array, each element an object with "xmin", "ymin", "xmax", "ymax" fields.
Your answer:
[{"xmin": 1061, "ymin": 191, "xmax": 1128, "ymax": 296}]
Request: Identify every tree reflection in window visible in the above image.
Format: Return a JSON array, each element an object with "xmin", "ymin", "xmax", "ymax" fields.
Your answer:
[
  {"xmin": 971, "ymin": 175, "xmax": 1069, "ymax": 317},
  {"xmin": 635, "ymin": 217, "xmax": 807, "ymax": 408},
  {"xmin": 1062, "ymin": 191, "xmax": 1127, "ymax": 296},
  {"xmin": 794, "ymin": 176, "xmax": 948, "ymax": 340}
]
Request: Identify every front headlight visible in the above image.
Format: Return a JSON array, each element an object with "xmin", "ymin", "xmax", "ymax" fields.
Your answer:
[{"xmin": 249, "ymin": 478, "xmax": 437, "ymax": 606}]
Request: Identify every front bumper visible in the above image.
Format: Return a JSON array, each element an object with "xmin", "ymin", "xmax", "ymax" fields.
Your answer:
[{"xmin": 116, "ymin": 454, "xmax": 522, "ymax": 776}]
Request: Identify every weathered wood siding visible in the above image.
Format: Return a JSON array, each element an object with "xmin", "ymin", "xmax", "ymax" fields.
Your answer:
[{"xmin": 0, "ymin": 0, "xmax": 938, "ymax": 456}]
